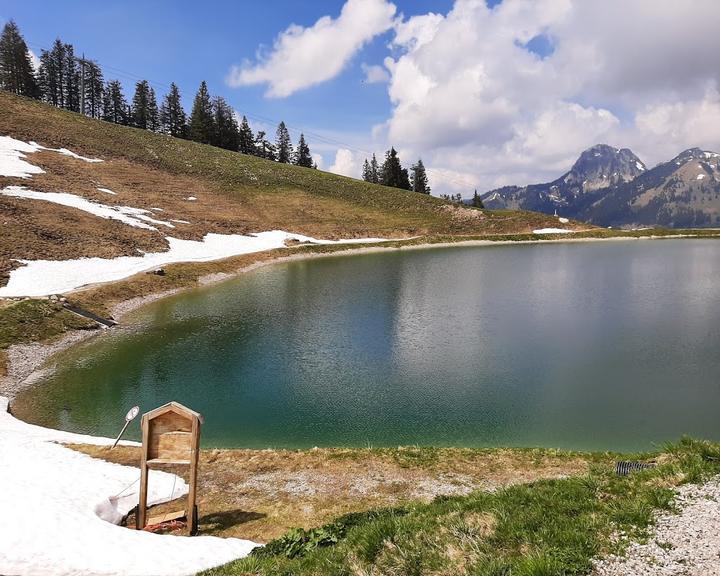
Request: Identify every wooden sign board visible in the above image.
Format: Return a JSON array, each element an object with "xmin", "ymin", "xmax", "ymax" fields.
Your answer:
[{"xmin": 137, "ymin": 401, "xmax": 203, "ymax": 535}]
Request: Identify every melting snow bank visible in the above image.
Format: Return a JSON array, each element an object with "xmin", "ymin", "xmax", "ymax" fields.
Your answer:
[
  {"xmin": 0, "ymin": 231, "xmax": 392, "ymax": 297},
  {"xmin": 0, "ymin": 135, "xmax": 102, "ymax": 178},
  {"xmin": 532, "ymin": 228, "xmax": 573, "ymax": 234},
  {"xmin": 0, "ymin": 396, "xmax": 258, "ymax": 576},
  {"xmin": 1, "ymin": 186, "xmax": 175, "ymax": 230}
]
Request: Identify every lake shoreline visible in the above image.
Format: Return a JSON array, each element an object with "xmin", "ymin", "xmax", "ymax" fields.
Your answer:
[{"xmin": 3, "ymin": 231, "xmax": 718, "ymax": 416}]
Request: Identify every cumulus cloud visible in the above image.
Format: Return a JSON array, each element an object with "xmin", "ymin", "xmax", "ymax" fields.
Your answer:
[
  {"xmin": 329, "ymin": 148, "xmax": 362, "ymax": 177},
  {"xmin": 377, "ymin": 0, "xmax": 720, "ymax": 193},
  {"xmin": 234, "ymin": 0, "xmax": 720, "ymax": 193},
  {"xmin": 361, "ymin": 63, "xmax": 390, "ymax": 84},
  {"xmin": 227, "ymin": 0, "xmax": 396, "ymax": 97}
]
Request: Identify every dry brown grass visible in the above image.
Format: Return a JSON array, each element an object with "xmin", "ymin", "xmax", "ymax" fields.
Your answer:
[{"xmin": 71, "ymin": 444, "xmax": 592, "ymax": 543}]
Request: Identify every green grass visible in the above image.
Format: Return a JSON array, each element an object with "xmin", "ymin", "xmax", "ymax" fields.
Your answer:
[
  {"xmin": 0, "ymin": 299, "xmax": 96, "ymax": 374},
  {"xmin": 202, "ymin": 438, "xmax": 720, "ymax": 576}
]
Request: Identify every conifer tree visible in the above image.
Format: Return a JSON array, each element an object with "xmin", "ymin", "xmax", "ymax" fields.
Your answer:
[
  {"xmin": 65, "ymin": 44, "xmax": 81, "ymax": 112},
  {"xmin": 80, "ymin": 60, "xmax": 103, "ymax": 118},
  {"xmin": 254, "ymin": 130, "xmax": 276, "ymax": 160},
  {"xmin": 410, "ymin": 159, "xmax": 430, "ymax": 194},
  {"xmin": 188, "ymin": 80, "xmax": 214, "ymax": 144},
  {"xmin": 130, "ymin": 80, "xmax": 155, "ymax": 129},
  {"xmin": 275, "ymin": 121, "xmax": 293, "ymax": 163},
  {"xmin": 238, "ymin": 115, "xmax": 254, "ymax": 154},
  {"xmin": 380, "ymin": 147, "xmax": 406, "ymax": 189},
  {"xmin": 370, "ymin": 153, "xmax": 380, "ymax": 184},
  {"xmin": 102, "ymin": 79, "xmax": 128, "ymax": 125},
  {"xmin": 294, "ymin": 133, "xmax": 313, "ymax": 167},
  {"xmin": 0, "ymin": 20, "xmax": 39, "ymax": 97},
  {"xmin": 159, "ymin": 82, "xmax": 187, "ymax": 137},
  {"xmin": 147, "ymin": 87, "xmax": 160, "ymax": 131},
  {"xmin": 212, "ymin": 96, "xmax": 240, "ymax": 150},
  {"xmin": 362, "ymin": 159, "xmax": 372, "ymax": 182},
  {"xmin": 472, "ymin": 189, "xmax": 484, "ymax": 208},
  {"xmin": 39, "ymin": 39, "xmax": 78, "ymax": 109}
]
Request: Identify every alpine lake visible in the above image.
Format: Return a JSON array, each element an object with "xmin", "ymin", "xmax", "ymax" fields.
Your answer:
[{"xmin": 14, "ymin": 239, "xmax": 720, "ymax": 451}]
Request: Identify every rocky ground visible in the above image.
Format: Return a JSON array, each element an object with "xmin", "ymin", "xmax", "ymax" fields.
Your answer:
[{"xmin": 593, "ymin": 477, "xmax": 720, "ymax": 576}]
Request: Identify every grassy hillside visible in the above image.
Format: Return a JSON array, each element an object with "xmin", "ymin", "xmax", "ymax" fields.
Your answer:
[{"xmin": 0, "ymin": 91, "xmax": 572, "ymax": 279}]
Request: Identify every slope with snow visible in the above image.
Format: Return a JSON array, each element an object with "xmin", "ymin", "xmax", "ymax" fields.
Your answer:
[{"xmin": 0, "ymin": 396, "xmax": 258, "ymax": 576}]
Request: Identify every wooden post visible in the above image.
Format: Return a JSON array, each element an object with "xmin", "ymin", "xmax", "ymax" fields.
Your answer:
[
  {"xmin": 135, "ymin": 402, "xmax": 203, "ymax": 534},
  {"xmin": 137, "ymin": 414, "xmax": 149, "ymax": 530},
  {"xmin": 188, "ymin": 417, "xmax": 200, "ymax": 535}
]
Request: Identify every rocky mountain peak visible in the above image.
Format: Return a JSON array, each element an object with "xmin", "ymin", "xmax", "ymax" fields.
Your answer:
[{"xmin": 565, "ymin": 144, "xmax": 646, "ymax": 191}]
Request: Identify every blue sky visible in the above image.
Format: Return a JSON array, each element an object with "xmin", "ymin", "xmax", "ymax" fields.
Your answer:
[
  {"xmin": 1, "ymin": 1, "xmax": 450, "ymax": 154},
  {"xmin": 2, "ymin": 1, "xmax": 719, "ymax": 195}
]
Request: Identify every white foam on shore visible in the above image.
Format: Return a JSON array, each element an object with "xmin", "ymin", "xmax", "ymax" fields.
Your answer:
[
  {"xmin": 0, "ymin": 396, "xmax": 258, "ymax": 576},
  {"xmin": 0, "ymin": 231, "xmax": 391, "ymax": 297}
]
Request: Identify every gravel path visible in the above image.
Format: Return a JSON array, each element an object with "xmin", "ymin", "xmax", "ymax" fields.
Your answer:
[{"xmin": 593, "ymin": 477, "xmax": 720, "ymax": 575}]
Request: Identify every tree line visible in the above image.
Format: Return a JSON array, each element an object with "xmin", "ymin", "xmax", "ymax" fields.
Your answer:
[
  {"xmin": 0, "ymin": 20, "xmax": 315, "ymax": 167},
  {"xmin": 361, "ymin": 148, "xmax": 430, "ymax": 194}
]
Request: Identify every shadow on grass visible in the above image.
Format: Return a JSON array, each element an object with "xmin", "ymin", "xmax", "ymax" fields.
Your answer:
[{"xmin": 200, "ymin": 509, "xmax": 266, "ymax": 535}]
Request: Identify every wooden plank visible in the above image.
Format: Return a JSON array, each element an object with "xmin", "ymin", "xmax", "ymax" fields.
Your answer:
[
  {"xmin": 147, "ymin": 458, "xmax": 191, "ymax": 467},
  {"xmin": 148, "ymin": 431, "xmax": 192, "ymax": 460},
  {"xmin": 150, "ymin": 412, "xmax": 193, "ymax": 435},
  {"xmin": 137, "ymin": 414, "xmax": 149, "ymax": 530},
  {"xmin": 147, "ymin": 509, "xmax": 186, "ymax": 526}
]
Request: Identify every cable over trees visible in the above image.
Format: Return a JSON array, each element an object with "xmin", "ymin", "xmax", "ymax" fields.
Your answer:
[{"xmin": 0, "ymin": 21, "xmax": 317, "ymax": 168}]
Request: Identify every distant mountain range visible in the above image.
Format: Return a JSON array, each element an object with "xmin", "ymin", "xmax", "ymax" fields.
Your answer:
[{"xmin": 482, "ymin": 144, "xmax": 720, "ymax": 228}]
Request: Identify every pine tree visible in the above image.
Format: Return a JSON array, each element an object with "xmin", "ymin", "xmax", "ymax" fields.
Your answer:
[
  {"xmin": 38, "ymin": 39, "xmax": 67, "ymax": 108},
  {"xmin": 380, "ymin": 147, "xmax": 406, "ymax": 189},
  {"xmin": 472, "ymin": 189, "xmax": 484, "ymax": 208},
  {"xmin": 102, "ymin": 79, "xmax": 128, "ymax": 125},
  {"xmin": 63, "ymin": 43, "xmax": 80, "ymax": 112},
  {"xmin": 131, "ymin": 80, "xmax": 154, "ymax": 129},
  {"xmin": 238, "ymin": 115, "xmax": 254, "ymax": 154},
  {"xmin": 400, "ymin": 167, "xmax": 411, "ymax": 191},
  {"xmin": 80, "ymin": 60, "xmax": 104, "ymax": 118},
  {"xmin": 294, "ymin": 133, "xmax": 313, "ymax": 167},
  {"xmin": 254, "ymin": 130, "xmax": 276, "ymax": 160},
  {"xmin": 0, "ymin": 20, "xmax": 39, "ymax": 97},
  {"xmin": 212, "ymin": 96, "xmax": 240, "ymax": 150},
  {"xmin": 275, "ymin": 121, "xmax": 293, "ymax": 163},
  {"xmin": 362, "ymin": 159, "xmax": 372, "ymax": 182},
  {"xmin": 188, "ymin": 80, "xmax": 214, "ymax": 144},
  {"xmin": 370, "ymin": 153, "xmax": 379, "ymax": 184},
  {"xmin": 410, "ymin": 159, "xmax": 430, "ymax": 194},
  {"xmin": 159, "ymin": 82, "xmax": 186, "ymax": 137}
]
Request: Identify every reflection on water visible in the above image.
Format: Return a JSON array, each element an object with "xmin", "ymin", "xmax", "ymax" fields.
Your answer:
[{"xmin": 14, "ymin": 239, "xmax": 720, "ymax": 450}]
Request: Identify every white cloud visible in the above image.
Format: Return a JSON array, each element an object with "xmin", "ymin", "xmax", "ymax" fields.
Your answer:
[
  {"xmin": 361, "ymin": 63, "xmax": 390, "ymax": 84},
  {"xmin": 28, "ymin": 49, "xmax": 40, "ymax": 73},
  {"xmin": 227, "ymin": 0, "xmax": 396, "ymax": 97},
  {"xmin": 329, "ymin": 148, "xmax": 362, "ymax": 177}
]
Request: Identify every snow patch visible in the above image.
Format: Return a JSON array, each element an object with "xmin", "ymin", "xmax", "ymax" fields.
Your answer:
[
  {"xmin": 533, "ymin": 228, "xmax": 572, "ymax": 234},
  {"xmin": 171, "ymin": 219, "xmax": 191, "ymax": 224},
  {"xmin": 558, "ymin": 217, "xmax": 570, "ymax": 224},
  {"xmin": 1, "ymin": 186, "xmax": 175, "ymax": 230},
  {"xmin": 0, "ymin": 135, "xmax": 102, "ymax": 179},
  {"xmin": 636, "ymin": 161, "xmax": 645, "ymax": 171},
  {"xmin": 186, "ymin": 196, "xmax": 197, "ymax": 201},
  {"xmin": 0, "ymin": 396, "xmax": 258, "ymax": 575},
  {"xmin": 0, "ymin": 230, "xmax": 392, "ymax": 297},
  {"xmin": 97, "ymin": 187, "xmax": 117, "ymax": 195},
  {"xmin": 0, "ymin": 136, "xmax": 47, "ymax": 178}
]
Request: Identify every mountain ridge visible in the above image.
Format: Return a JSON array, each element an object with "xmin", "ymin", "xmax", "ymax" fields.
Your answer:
[{"xmin": 482, "ymin": 144, "xmax": 720, "ymax": 227}]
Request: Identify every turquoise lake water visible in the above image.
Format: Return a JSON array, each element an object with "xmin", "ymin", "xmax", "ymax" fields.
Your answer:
[{"xmin": 14, "ymin": 239, "xmax": 720, "ymax": 451}]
